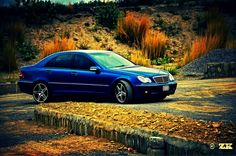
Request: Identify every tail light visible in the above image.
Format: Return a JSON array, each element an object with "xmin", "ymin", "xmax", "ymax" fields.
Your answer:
[{"xmin": 19, "ymin": 71, "xmax": 24, "ymax": 79}]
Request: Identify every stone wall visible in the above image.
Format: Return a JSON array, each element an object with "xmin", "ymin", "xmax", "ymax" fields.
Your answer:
[
  {"xmin": 34, "ymin": 107, "xmax": 235, "ymax": 156},
  {"xmin": 205, "ymin": 62, "xmax": 236, "ymax": 78}
]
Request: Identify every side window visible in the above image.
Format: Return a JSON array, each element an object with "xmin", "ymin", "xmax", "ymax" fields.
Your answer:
[
  {"xmin": 73, "ymin": 55, "xmax": 95, "ymax": 70},
  {"xmin": 45, "ymin": 54, "xmax": 73, "ymax": 68}
]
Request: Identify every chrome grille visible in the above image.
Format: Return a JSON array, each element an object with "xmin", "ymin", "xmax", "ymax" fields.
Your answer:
[{"xmin": 153, "ymin": 75, "xmax": 169, "ymax": 84}]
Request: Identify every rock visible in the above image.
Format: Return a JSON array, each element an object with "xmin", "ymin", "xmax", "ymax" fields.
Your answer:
[
  {"xmin": 73, "ymin": 36, "xmax": 79, "ymax": 41},
  {"xmin": 212, "ymin": 122, "xmax": 221, "ymax": 128},
  {"xmin": 178, "ymin": 49, "xmax": 236, "ymax": 76},
  {"xmin": 127, "ymin": 147, "xmax": 133, "ymax": 152},
  {"xmin": 148, "ymin": 136, "xmax": 164, "ymax": 149},
  {"xmin": 228, "ymin": 130, "xmax": 236, "ymax": 134},
  {"xmin": 147, "ymin": 147, "xmax": 165, "ymax": 156}
]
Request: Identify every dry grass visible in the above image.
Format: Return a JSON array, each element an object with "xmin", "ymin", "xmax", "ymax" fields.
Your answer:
[
  {"xmin": 117, "ymin": 11, "xmax": 151, "ymax": 47},
  {"xmin": 183, "ymin": 8, "xmax": 234, "ymax": 65},
  {"xmin": 183, "ymin": 35, "xmax": 220, "ymax": 65},
  {"xmin": 130, "ymin": 50, "xmax": 152, "ymax": 67},
  {"xmin": 117, "ymin": 12, "xmax": 168, "ymax": 62},
  {"xmin": 142, "ymin": 30, "xmax": 168, "ymax": 60},
  {"xmin": 40, "ymin": 36, "xmax": 76, "ymax": 58}
]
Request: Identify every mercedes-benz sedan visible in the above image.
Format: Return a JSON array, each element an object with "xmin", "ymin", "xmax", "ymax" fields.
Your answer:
[{"xmin": 18, "ymin": 50, "xmax": 177, "ymax": 103}]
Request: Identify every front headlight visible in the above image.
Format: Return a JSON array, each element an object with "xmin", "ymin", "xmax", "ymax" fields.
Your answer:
[
  {"xmin": 169, "ymin": 73, "xmax": 175, "ymax": 81},
  {"xmin": 137, "ymin": 76, "xmax": 152, "ymax": 83}
]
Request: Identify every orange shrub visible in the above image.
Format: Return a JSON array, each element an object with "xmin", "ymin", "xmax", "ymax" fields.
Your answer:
[
  {"xmin": 40, "ymin": 36, "xmax": 76, "ymax": 58},
  {"xmin": 183, "ymin": 8, "xmax": 234, "ymax": 65},
  {"xmin": 142, "ymin": 30, "xmax": 168, "ymax": 60},
  {"xmin": 117, "ymin": 12, "xmax": 151, "ymax": 47},
  {"xmin": 183, "ymin": 35, "xmax": 220, "ymax": 65}
]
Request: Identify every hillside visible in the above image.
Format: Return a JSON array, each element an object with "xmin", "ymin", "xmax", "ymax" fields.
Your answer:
[{"xmin": 0, "ymin": 1, "xmax": 236, "ymax": 82}]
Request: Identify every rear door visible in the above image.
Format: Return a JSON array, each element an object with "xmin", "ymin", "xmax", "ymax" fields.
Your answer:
[{"xmin": 44, "ymin": 54, "xmax": 74, "ymax": 93}]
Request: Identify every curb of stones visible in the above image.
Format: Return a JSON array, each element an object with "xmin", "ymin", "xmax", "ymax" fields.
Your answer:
[{"xmin": 34, "ymin": 106, "xmax": 235, "ymax": 156}]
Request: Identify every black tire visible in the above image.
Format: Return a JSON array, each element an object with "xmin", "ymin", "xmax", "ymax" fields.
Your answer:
[
  {"xmin": 158, "ymin": 95, "xmax": 167, "ymax": 101},
  {"xmin": 114, "ymin": 80, "xmax": 133, "ymax": 104},
  {"xmin": 32, "ymin": 82, "xmax": 50, "ymax": 103}
]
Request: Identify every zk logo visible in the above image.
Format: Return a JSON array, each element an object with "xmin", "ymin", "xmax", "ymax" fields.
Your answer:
[{"xmin": 219, "ymin": 143, "xmax": 233, "ymax": 150}]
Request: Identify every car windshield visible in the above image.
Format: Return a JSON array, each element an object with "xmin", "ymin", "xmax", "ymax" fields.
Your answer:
[{"xmin": 90, "ymin": 52, "xmax": 135, "ymax": 68}]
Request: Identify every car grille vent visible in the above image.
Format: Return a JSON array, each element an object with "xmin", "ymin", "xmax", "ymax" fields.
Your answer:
[{"xmin": 153, "ymin": 76, "xmax": 169, "ymax": 84}]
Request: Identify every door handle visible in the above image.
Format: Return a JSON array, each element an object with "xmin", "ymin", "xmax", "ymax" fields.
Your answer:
[
  {"xmin": 46, "ymin": 70, "xmax": 52, "ymax": 74},
  {"xmin": 71, "ymin": 72, "xmax": 78, "ymax": 76}
]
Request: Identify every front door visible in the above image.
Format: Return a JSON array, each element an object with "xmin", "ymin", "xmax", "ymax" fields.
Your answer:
[{"xmin": 71, "ymin": 54, "xmax": 110, "ymax": 94}]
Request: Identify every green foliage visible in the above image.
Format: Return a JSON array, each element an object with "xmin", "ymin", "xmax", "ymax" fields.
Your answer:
[
  {"xmin": 193, "ymin": 13, "xmax": 207, "ymax": 35},
  {"xmin": 166, "ymin": 23, "xmax": 181, "ymax": 36},
  {"xmin": 93, "ymin": 35, "xmax": 102, "ymax": 42},
  {"xmin": 119, "ymin": 0, "xmax": 156, "ymax": 6},
  {"xmin": 64, "ymin": 31, "xmax": 70, "ymax": 39},
  {"xmin": 79, "ymin": 42, "xmax": 90, "ymax": 50},
  {"xmin": 22, "ymin": 0, "xmax": 56, "ymax": 25},
  {"xmin": 95, "ymin": 3, "xmax": 121, "ymax": 29},
  {"xmin": 17, "ymin": 41, "xmax": 39, "ymax": 61},
  {"xmin": 167, "ymin": 68, "xmax": 177, "ymax": 75},
  {"xmin": 152, "ymin": 56, "xmax": 171, "ymax": 65},
  {"xmin": 0, "ymin": 20, "xmax": 25, "ymax": 71},
  {"xmin": 154, "ymin": 19, "xmax": 181, "ymax": 37},
  {"xmin": 1, "ymin": 41, "xmax": 17, "ymax": 72}
]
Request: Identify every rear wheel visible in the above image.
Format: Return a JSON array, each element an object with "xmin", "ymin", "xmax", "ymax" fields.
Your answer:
[
  {"xmin": 33, "ymin": 82, "xmax": 49, "ymax": 103},
  {"xmin": 114, "ymin": 80, "xmax": 133, "ymax": 104}
]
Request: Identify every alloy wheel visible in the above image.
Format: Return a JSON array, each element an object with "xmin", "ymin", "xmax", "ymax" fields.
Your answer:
[
  {"xmin": 115, "ymin": 82, "xmax": 127, "ymax": 103},
  {"xmin": 33, "ymin": 83, "xmax": 49, "ymax": 103}
]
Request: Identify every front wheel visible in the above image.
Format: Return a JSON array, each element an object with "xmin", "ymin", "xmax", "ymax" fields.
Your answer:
[
  {"xmin": 158, "ymin": 95, "xmax": 167, "ymax": 101},
  {"xmin": 114, "ymin": 80, "xmax": 133, "ymax": 104},
  {"xmin": 32, "ymin": 82, "xmax": 49, "ymax": 103}
]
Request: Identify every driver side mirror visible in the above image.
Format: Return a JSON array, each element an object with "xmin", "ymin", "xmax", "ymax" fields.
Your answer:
[{"xmin": 89, "ymin": 66, "xmax": 101, "ymax": 73}]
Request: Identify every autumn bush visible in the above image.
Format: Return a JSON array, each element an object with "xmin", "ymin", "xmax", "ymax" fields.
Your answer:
[
  {"xmin": 142, "ymin": 30, "xmax": 168, "ymax": 60},
  {"xmin": 183, "ymin": 8, "xmax": 234, "ymax": 65},
  {"xmin": 183, "ymin": 35, "xmax": 220, "ymax": 65},
  {"xmin": 40, "ymin": 36, "xmax": 76, "ymax": 58},
  {"xmin": 117, "ymin": 12, "xmax": 151, "ymax": 47}
]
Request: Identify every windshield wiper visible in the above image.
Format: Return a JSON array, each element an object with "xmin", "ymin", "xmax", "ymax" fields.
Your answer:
[{"xmin": 113, "ymin": 65, "xmax": 127, "ymax": 68}]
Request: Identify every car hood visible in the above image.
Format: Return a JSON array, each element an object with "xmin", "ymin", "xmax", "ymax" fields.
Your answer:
[{"xmin": 112, "ymin": 66, "xmax": 169, "ymax": 77}]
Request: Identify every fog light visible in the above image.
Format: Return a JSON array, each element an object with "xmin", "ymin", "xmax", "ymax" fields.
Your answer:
[{"xmin": 145, "ymin": 91, "xmax": 148, "ymax": 94}]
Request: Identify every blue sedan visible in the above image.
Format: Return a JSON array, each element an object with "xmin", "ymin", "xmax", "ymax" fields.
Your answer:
[{"xmin": 18, "ymin": 50, "xmax": 177, "ymax": 103}]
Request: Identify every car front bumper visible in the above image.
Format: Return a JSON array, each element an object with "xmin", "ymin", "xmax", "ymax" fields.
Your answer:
[{"xmin": 134, "ymin": 81, "xmax": 177, "ymax": 98}]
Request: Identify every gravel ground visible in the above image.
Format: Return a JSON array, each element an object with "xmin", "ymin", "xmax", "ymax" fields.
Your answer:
[{"xmin": 178, "ymin": 49, "xmax": 236, "ymax": 75}]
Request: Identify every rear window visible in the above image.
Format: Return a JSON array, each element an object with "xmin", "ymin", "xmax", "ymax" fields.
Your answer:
[{"xmin": 45, "ymin": 54, "xmax": 73, "ymax": 68}]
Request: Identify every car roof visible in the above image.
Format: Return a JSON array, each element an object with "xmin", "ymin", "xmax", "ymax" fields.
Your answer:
[{"xmin": 57, "ymin": 50, "xmax": 112, "ymax": 54}]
